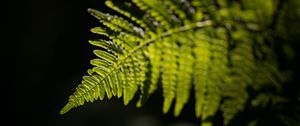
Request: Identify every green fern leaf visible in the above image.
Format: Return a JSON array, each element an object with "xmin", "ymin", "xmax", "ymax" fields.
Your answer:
[{"xmin": 60, "ymin": 1, "xmax": 290, "ymax": 126}]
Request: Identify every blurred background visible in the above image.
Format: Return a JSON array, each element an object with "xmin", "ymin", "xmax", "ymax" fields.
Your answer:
[{"xmin": 3, "ymin": 0, "xmax": 300, "ymax": 126}]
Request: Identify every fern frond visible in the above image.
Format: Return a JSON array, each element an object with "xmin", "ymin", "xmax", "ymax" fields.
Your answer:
[
  {"xmin": 193, "ymin": 33, "xmax": 210, "ymax": 118},
  {"xmin": 60, "ymin": 18, "xmax": 212, "ymax": 115},
  {"xmin": 192, "ymin": 28, "xmax": 230, "ymax": 125},
  {"xmin": 89, "ymin": 40, "xmax": 121, "ymax": 55},
  {"xmin": 221, "ymin": 27, "xmax": 256, "ymax": 125},
  {"xmin": 104, "ymin": 1, "xmax": 152, "ymax": 36},
  {"xmin": 60, "ymin": 1, "xmax": 290, "ymax": 126},
  {"xmin": 147, "ymin": 43, "xmax": 161, "ymax": 94},
  {"xmin": 174, "ymin": 32, "xmax": 194, "ymax": 116},
  {"xmin": 88, "ymin": 8, "xmax": 143, "ymax": 38},
  {"xmin": 161, "ymin": 36, "xmax": 178, "ymax": 113}
]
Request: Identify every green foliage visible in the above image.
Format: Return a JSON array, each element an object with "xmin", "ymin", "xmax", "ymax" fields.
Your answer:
[{"xmin": 60, "ymin": 0, "xmax": 300, "ymax": 125}]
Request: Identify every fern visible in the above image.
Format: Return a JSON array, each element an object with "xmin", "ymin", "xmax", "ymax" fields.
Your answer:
[{"xmin": 60, "ymin": 0, "xmax": 299, "ymax": 125}]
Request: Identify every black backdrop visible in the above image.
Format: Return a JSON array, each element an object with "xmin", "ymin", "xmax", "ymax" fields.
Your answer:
[{"xmin": 4, "ymin": 0, "xmax": 198, "ymax": 126}]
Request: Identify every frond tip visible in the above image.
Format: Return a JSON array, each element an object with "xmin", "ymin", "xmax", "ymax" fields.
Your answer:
[{"xmin": 60, "ymin": 103, "xmax": 73, "ymax": 115}]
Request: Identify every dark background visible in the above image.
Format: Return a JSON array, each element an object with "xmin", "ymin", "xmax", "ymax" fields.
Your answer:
[{"xmin": 3, "ymin": 0, "xmax": 198, "ymax": 126}]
